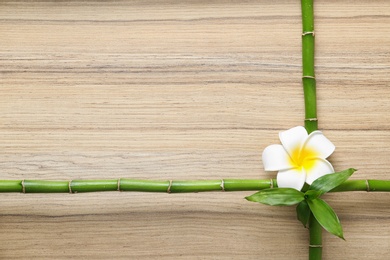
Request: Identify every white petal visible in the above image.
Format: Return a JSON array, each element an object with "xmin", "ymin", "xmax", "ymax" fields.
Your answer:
[
  {"xmin": 305, "ymin": 158, "xmax": 335, "ymax": 185},
  {"xmin": 279, "ymin": 126, "xmax": 308, "ymax": 157},
  {"xmin": 303, "ymin": 131, "xmax": 335, "ymax": 159},
  {"xmin": 262, "ymin": 144, "xmax": 293, "ymax": 171},
  {"xmin": 277, "ymin": 168, "xmax": 306, "ymax": 191}
]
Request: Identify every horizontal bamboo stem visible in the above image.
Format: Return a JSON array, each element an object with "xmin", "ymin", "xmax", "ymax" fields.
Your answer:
[{"xmin": 0, "ymin": 179, "xmax": 389, "ymax": 193}]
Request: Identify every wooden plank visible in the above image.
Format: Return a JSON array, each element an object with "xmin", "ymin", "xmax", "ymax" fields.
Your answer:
[{"xmin": 1, "ymin": 1, "xmax": 389, "ymax": 259}]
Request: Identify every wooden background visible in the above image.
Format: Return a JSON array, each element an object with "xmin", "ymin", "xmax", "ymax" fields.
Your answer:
[{"xmin": 1, "ymin": 0, "xmax": 390, "ymax": 259}]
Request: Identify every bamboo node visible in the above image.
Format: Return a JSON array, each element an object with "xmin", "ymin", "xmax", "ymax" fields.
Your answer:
[
  {"xmin": 220, "ymin": 179, "xmax": 225, "ymax": 191},
  {"xmin": 302, "ymin": 31, "xmax": 315, "ymax": 37},
  {"xmin": 167, "ymin": 180, "xmax": 172, "ymax": 193},
  {"xmin": 309, "ymin": 244, "xmax": 322, "ymax": 248},
  {"xmin": 117, "ymin": 178, "xmax": 121, "ymax": 192},
  {"xmin": 366, "ymin": 180, "xmax": 370, "ymax": 192},
  {"xmin": 305, "ymin": 118, "xmax": 318, "ymax": 122},
  {"xmin": 302, "ymin": 75, "xmax": 316, "ymax": 80},
  {"xmin": 21, "ymin": 180, "xmax": 26, "ymax": 194},
  {"xmin": 69, "ymin": 180, "xmax": 73, "ymax": 194},
  {"xmin": 270, "ymin": 179, "xmax": 274, "ymax": 189}
]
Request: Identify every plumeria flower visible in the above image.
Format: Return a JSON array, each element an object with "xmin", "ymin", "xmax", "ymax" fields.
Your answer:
[{"xmin": 262, "ymin": 126, "xmax": 335, "ymax": 191}]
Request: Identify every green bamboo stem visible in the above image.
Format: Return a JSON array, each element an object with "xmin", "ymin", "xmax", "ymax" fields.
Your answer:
[
  {"xmin": 0, "ymin": 179, "xmax": 389, "ymax": 193},
  {"xmin": 0, "ymin": 179, "xmax": 273, "ymax": 193},
  {"xmin": 301, "ymin": 0, "xmax": 317, "ymax": 134},
  {"xmin": 331, "ymin": 180, "xmax": 390, "ymax": 192},
  {"xmin": 308, "ymin": 213, "xmax": 322, "ymax": 259},
  {"xmin": 301, "ymin": 0, "xmax": 321, "ymax": 259}
]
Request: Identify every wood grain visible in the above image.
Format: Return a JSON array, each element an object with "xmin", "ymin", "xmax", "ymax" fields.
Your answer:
[{"xmin": 1, "ymin": 1, "xmax": 390, "ymax": 259}]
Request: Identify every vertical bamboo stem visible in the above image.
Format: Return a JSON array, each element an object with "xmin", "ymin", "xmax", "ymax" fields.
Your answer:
[
  {"xmin": 301, "ymin": 0, "xmax": 322, "ymax": 259},
  {"xmin": 301, "ymin": 0, "xmax": 318, "ymax": 134},
  {"xmin": 309, "ymin": 213, "xmax": 323, "ymax": 259}
]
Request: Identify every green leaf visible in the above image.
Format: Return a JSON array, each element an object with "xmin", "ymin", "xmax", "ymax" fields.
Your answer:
[
  {"xmin": 309, "ymin": 168, "xmax": 356, "ymax": 196},
  {"xmin": 296, "ymin": 200, "xmax": 310, "ymax": 228},
  {"xmin": 307, "ymin": 198, "xmax": 344, "ymax": 240},
  {"xmin": 245, "ymin": 188, "xmax": 304, "ymax": 206},
  {"xmin": 304, "ymin": 189, "xmax": 322, "ymax": 200}
]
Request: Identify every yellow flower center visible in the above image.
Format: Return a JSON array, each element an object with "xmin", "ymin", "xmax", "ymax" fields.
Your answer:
[{"xmin": 290, "ymin": 146, "xmax": 317, "ymax": 170}]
